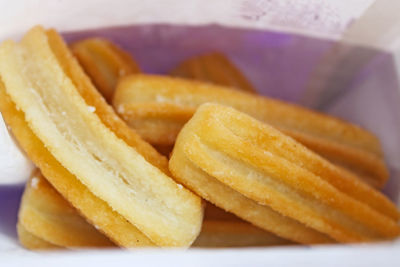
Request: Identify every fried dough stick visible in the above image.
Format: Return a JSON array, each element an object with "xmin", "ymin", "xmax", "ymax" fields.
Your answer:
[
  {"xmin": 0, "ymin": 26, "xmax": 203, "ymax": 247},
  {"xmin": 114, "ymin": 74, "xmax": 388, "ymax": 189},
  {"xmin": 17, "ymin": 223, "xmax": 61, "ymax": 250},
  {"xmin": 170, "ymin": 52, "xmax": 256, "ymax": 93},
  {"xmin": 169, "ymin": 103, "xmax": 400, "ymax": 243},
  {"xmin": 71, "ymin": 38, "xmax": 140, "ymax": 102},
  {"xmin": 18, "ymin": 170, "xmax": 115, "ymax": 249}
]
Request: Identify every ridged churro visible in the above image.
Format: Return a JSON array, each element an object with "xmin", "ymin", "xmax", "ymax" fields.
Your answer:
[
  {"xmin": 114, "ymin": 74, "xmax": 388, "ymax": 188},
  {"xmin": 71, "ymin": 38, "xmax": 140, "ymax": 102},
  {"xmin": 0, "ymin": 26, "xmax": 203, "ymax": 247},
  {"xmin": 169, "ymin": 103, "xmax": 400, "ymax": 243},
  {"xmin": 170, "ymin": 52, "xmax": 256, "ymax": 93}
]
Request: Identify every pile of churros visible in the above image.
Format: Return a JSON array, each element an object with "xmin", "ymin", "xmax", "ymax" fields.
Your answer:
[{"xmin": 0, "ymin": 26, "xmax": 398, "ymax": 250}]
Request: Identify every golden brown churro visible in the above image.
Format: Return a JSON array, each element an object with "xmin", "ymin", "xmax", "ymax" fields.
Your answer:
[
  {"xmin": 71, "ymin": 38, "xmax": 140, "ymax": 102},
  {"xmin": 114, "ymin": 74, "xmax": 388, "ymax": 188},
  {"xmin": 169, "ymin": 103, "xmax": 400, "ymax": 243},
  {"xmin": 0, "ymin": 26, "xmax": 203, "ymax": 247},
  {"xmin": 2, "ymin": 25, "xmax": 396, "ymax": 251},
  {"xmin": 17, "ymin": 223, "xmax": 61, "ymax": 250},
  {"xmin": 18, "ymin": 170, "xmax": 115, "ymax": 248},
  {"xmin": 170, "ymin": 52, "xmax": 256, "ymax": 93}
]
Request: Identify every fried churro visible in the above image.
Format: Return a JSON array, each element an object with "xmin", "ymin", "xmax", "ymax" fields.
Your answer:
[
  {"xmin": 169, "ymin": 103, "xmax": 400, "ymax": 243},
  {"xmin": 114, "ymin": 74, "xmax": 388, "ymax": 188},
  {"xmin": 0, "ymin": 26, "xmax": 203, "ymax": 247},
  {"xmin": 170, "ymin": 52, "xmax": 256, "ymax": 93},
  {"xmin": 18, "ymin": 170, "xmax": 115, "ymax": 248},
  {"xmin": 71, "ymin": 38, "xmax": 140, "ymax": 102},
  {"xmin": 17, "ymin": 223, "xmax": 60, "ymax": 250}
]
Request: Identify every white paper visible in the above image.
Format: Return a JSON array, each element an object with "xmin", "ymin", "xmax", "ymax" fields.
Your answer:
[{"xmin": 0, "ymin": 0, "xmax": 374, "ymax": 41}]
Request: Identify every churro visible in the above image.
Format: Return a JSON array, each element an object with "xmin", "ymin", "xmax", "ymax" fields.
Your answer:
[
  {"xmin": 170, "ymin": 52, "xmax": 256, "ymax": 93},
  {"xmin": 169, "ymin": 103, "xmax": 400, "ymax": 243},
  {"xmin": 17, "ymin": 223, "xmax": 60, "ymax": 250},
  {"xmin": 0, "ymin": 26, "xmax": 203, "ymax": 247},
  {"xmin": 114, "ymin": 74, "xmax": 388, "ymax": 188},
  {"xmin": 71, "ymin": 38, "xmax": 140, "ymax": 102},
  {"xmin": 18, "ymin": 170, "xmax": 115, "ymax": 248}
]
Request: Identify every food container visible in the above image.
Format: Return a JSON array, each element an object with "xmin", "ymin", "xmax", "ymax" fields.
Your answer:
[{"xmin": 1, "ymin": 0, "xmax": 400, "ymax": 265}]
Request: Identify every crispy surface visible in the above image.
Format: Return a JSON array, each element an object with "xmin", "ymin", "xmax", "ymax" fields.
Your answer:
[
  {"xmin": 18, "ymin": 170, "xmax": 115, "ymax": 248},
  {"xmin": 71, "ymin": 38, "xmax": 140, "ymax": 102},
  {"xmin": 193, "ymin": 221, "xmax": 292, "ymax": 248},
  {"xmin": 17, "ymin": 223, "xmax": 60, "ymax": 250},
  {"xmin": 170, "ymin": 52, "xmax": 256, "ymax": 93},
  {"xmin": 114, "ymin": 74, "xmax": 388, "ymax": 188},
  {"xmin": 170, "ymin": 138, "xmax": 333, "ymax": 244},
  {"xmin": 195, "ymin": 104, "xmax": 398, "ymax": 221},
  {"xmin": 0, "ymin": 26, "xmax": 203, "ymax": 247},
  {"xmin": 170, "ymin": 103, "xmax": 400, "ymax": 243}
]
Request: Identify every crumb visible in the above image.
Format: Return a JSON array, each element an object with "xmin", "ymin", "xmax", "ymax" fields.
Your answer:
[
  {"xmin": 118, "ymin": 105, "xmax": 124, "ymax": 113},
  {"xmin": 88, "ymin": 106, "xmax": 96, "ymax": 113},
  {"xmin": 31, "ymin": 177, "xmax": 40, "ymax": 189}
]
